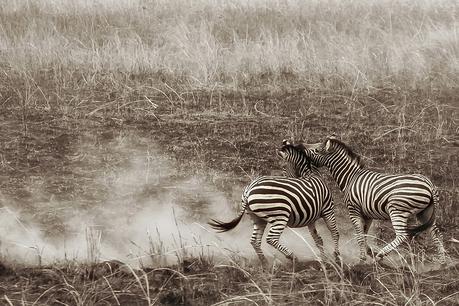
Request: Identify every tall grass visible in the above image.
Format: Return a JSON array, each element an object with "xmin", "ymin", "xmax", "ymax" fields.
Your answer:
[
  {"xmin": 1, "ymin": 251, "xmax": 457, "ymax": 305},
  {"xmin": 0, "ymin": 0, "xmax": 457, "ymax": 92}
]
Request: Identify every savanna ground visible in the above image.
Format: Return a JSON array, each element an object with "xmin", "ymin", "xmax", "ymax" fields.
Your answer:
[{"xmin": 0, "ymin": 0, "xmax": 458, "ymax": 305}]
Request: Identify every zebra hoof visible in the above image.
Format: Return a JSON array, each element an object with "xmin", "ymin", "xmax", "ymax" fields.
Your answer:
[
  {"xmin": 257, "ymin": 256, "xmax": 269, "ymax": 269},
  {"xmin": 373, "ymin": 254, "xmax": 384, "ymax": 265},
  {"xmin": 437, "ymin": 256, "xmax": 447, "ymax": 267},
  {"xmin": 287, "ymin": 254, "xmax": 298, "ymax": 265},
  {"xmin": 333, "ymin": 252, "xmax": 342, "ymax": 264},
  {"xmin": 366, "ymin": 247, "xmax": 374, "ymax": 257}
]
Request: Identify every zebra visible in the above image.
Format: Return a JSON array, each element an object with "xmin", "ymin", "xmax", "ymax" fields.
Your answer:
[
  {"xmin": 300, "ymin": 135, "xmax": 446, "ymax": 264},
  {"xmin": 208, "ymin": 141, "xmax": 340, "ymax": 265}
]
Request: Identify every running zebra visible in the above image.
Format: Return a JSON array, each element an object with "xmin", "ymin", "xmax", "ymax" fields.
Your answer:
[
  {"xmin": 300, "ymin": 136, "xmax": 446, "ymax": 263},
  {"xmin": 208, "ymin": 141, "xmax": 340, "ymax": 264}
]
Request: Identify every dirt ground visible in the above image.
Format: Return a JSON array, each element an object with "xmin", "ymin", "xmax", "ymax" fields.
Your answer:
[{"xmin": 0, "ymin": 88, "xmax": 458, "ymax": 304}]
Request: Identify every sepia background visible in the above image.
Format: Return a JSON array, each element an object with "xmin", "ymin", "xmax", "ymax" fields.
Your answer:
[{"xmin": 0, "ymin": 0, "xmax": 458, "ymax": 304}]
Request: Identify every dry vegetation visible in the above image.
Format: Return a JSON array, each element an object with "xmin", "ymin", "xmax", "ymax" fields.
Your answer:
[
  {"xmin": 0, "ymin": 0, "xmax": 458, "ymax": 305},
  {"xmin": 1, "ymin": 0, "xmax": 458, "ymax": 92}
]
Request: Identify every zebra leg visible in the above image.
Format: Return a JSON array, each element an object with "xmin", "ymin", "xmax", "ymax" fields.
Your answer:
[
  {"xmin": 428, "ymin": 223, "xmax": 447, "ymax": 264},
  {"xmin": 363, "ymin": 218, "xmax": 374, "ymax": 256},
  {"xmin": 322, "ymin": 212, "xmax": 340, "ymax": 261},
  {"xmin": 375, "ymin": 209, "xmax": 410, "ymax": 260},
  {"xmin": 348, "ymin": 209, "xmax": 368, "ymax": 262},
  {"xmin": 308, "ymin": 223, "xmax": 325, "ymax": 260},
  {"xmin": 265, "ymin": 220, "xmax": 295, "ymax": 261},
  {"xmin": 417, "ymin": 211, "xmax": 447, "ymax": 264},
  {"xmin": 429, "ymin": 188, "xmax": 447, "ymax": 264},
  {"xmin": 249, "ymin": 216, "xmax": 268, "ymax": 265}
]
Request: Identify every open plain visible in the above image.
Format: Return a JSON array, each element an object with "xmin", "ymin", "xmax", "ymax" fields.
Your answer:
[{"xmin": 0, "ymin": 0, "xmax": 458, "ymax": 304}]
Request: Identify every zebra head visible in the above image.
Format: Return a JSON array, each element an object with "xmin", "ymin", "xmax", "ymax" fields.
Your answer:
[
  {"xmin": 302, "ymin": 135, "xmax": 363, "ymax": 169},
  {"xmin": 277, "ymin": 139, "xmax": 319, "ymax": 178}
]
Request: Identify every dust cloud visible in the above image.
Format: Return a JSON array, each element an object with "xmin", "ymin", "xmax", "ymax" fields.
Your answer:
[{"xmin": 0, "ymin": 132, "xmax": 359, "ymax": 267}]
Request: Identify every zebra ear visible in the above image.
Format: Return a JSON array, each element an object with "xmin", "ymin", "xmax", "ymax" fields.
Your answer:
[
  {"xmin": 327, "ymin": 134, "xmax": 337, "ymax": 140},
  {"xmin": 282, "ymin": 139, "xmax": 292, "ymax": 146},
  {"xmin": 324, "ymin": 139, "xmax": 332, "ymax": 152}
]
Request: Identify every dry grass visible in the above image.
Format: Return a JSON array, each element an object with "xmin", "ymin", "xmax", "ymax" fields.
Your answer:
[
  {"xmin": 0, "ymin": 250, "xmax": 458, "ymax": 305},
  {"xmin": 0, "ymin": 0, "xmax": 458, "ymax": 305},
  {"xmin": 0, "ymin": 0, "xmax": 457, "ymax": 93}
]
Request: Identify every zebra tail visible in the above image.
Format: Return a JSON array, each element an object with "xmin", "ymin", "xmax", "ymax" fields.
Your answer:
[
  {"xmin": 208, "ymin": 200, "xmax": 247, "ymax": 233},
  {"xmin": 407, "ymin": 188, "xmax": 438, "ymax": 237}
]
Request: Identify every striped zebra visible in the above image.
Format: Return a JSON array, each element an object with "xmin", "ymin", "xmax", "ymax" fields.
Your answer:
[
  {"xmin": 301, "ymin": 136, "xmax": 446, "ymax": 264},
  {"xmin": 208, "ymin": 141, "xmax": 340, "ymax": 264}
]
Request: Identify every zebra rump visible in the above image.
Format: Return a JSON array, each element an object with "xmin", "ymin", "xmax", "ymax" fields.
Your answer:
[{"xmin": 407, "ymin": 196, "xmax": 435, "ymax": 236}]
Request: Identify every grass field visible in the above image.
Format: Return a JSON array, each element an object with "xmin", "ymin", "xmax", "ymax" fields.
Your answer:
[{"xmin": 0, "ymin": 0, "xmax": 458, "ymax": 304}]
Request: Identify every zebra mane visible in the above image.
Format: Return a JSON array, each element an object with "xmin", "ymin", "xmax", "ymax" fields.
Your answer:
[
  {"xmin": 328, "ymin": 138, "xmax": 364, "ymax": 168},
  {"xmin": 294, "ymin": 143, "xmax": 307, "ymax": 151}
]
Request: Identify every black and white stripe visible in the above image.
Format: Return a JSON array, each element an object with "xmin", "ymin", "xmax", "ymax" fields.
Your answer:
[
  {"xmin": 208, "ymin": 141, "xmax": 340, "ymax": 264},
  {"xmin": 302, "ymin": 136, "xmax": 446, "ymax": 263}
]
